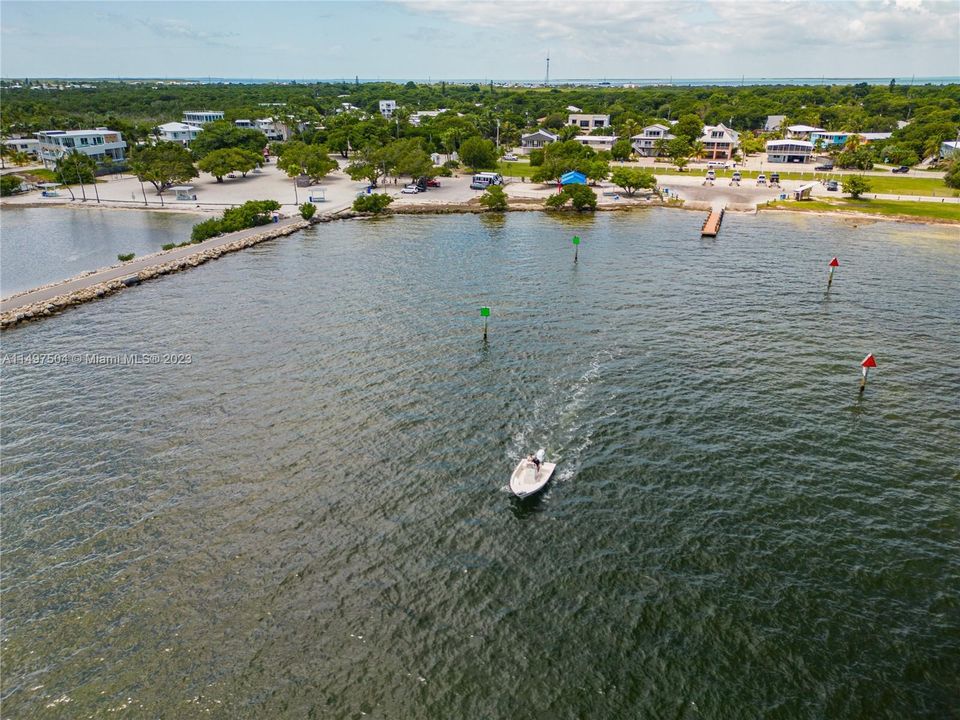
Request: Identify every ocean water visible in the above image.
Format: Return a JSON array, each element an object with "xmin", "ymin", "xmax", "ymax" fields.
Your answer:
[
  {"xmin": 2, "ymin": 210, "xmax": 958, "ymax": 718},
  {"xmin": 0, "ymin": 207, "xmax": 197, "ymax": 297}
]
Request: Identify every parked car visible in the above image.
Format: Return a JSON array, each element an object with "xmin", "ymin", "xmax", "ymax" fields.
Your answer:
[
  {"xmin": 502, "ymin": 153, "xmax": 519, "ymax": 161},
  {"xmin": 815, "ymin": 163, "xmax": 834, "ymax": 171},
  {"xmin": 401, "ymin": 185, "xmax": 421, "ymax": 194},
  {"xmin": 707, "ymin": 160, "xmax": 729, "ymax": 169},
  {"xmin": 826, "ymin": 180, "xmax": 839, "ymax": 191},
  {"xmin": 891, "ymin": 165, "xmax": 910, "ymax": 173},
  {"xmin": 426, "ymin": 178, "xmax": 441, "ymax": 187}
]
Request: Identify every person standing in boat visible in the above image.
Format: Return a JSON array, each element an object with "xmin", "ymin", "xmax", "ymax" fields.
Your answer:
[{"xmin": 529, "ymin": 453, "xmax": 541, "ymax": 473}]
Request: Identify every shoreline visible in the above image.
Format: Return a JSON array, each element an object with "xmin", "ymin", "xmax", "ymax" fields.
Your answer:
[{"xmin": 3, "ymin": 199, "xmax": 956, "ymax": 330}]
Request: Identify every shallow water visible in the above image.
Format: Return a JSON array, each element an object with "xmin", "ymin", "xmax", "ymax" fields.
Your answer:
[
  {"xmin": 2, "ymin": 209, "xmax": 958, "ymax": 718},
  {"xmin": 0, "ymin": 206, "xmax": 197, "ymax": 296}
]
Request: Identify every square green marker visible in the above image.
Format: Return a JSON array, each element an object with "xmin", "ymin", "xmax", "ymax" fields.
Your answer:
[
  {"xmin": 572, "ymin": 236, "xmax": 581, "ymax": 245},
  {"xmin": 480, "ymin": 307, "xmax": 490, "ymax": 317}
]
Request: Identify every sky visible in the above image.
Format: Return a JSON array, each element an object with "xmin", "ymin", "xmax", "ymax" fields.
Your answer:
[{"xmin": 1, "ymin": 0, "xmax": 958, "ymax": 80}]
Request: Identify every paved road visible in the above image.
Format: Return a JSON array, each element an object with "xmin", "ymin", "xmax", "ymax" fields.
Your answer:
[{"xmin": 1, "ymin": 216, "xmax": 306, "ymax": 313}]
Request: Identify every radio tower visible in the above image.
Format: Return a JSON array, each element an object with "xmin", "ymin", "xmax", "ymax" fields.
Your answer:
[{"xmin": 545, "ymin": 50, "xmax": 550, "ymax": 86}]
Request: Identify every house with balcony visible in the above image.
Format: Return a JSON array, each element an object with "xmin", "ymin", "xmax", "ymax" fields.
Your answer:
[
  {"xmin": 630, "ymin": 124, "xmax": 675, "ymax": 157},
  {"xmin": 409, "ymin": 109, "xmax": 449, "ymax": 126},
  {"xmin": 765, "ymin": 139, "xmax": 814, "ymax": 163},
  {"xmin": 182, "ymin": 110, "xmax": 225, "ymax": 128},
  {"xmin": 699, "ymin": 123, "xmax": 739, "ymax": 160},
  {"xmin": 157, "ymin": 122, "xmax": 202, "ymax": 146},
  {"xmin": 379, "ymin": 100, "xmax": 397, "ymax": 118},
  {"xmin": 520, "ymin": 129, "xmax": 558, "ymax": 153},
  {"xmin": 568, "ymin": 113, "xmax": 610, "ymax": 130},
  {"xmin": 35, "ymin": 128, "xmax": 127, "ymax": 169}
]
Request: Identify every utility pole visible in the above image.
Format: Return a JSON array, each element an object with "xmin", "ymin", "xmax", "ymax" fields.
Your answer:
[
  {"xmin": 496, "ymin": 119, "xmax": 500, "ymax": 150},
  {"xmin": 545, "ymin": 50, "xmax": 550, "ymax": 86}
]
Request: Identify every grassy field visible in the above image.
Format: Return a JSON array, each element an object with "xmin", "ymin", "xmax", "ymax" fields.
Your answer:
[
  {"xmin": 497, "ymin": 160, "xmax": 536, "ymax": 178},
  {"xmin": 762, "ymin": 198, "xmax": 960, "ymax": 222}
]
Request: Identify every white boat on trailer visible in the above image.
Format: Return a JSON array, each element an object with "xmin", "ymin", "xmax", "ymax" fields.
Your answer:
[{"xmin": 509, "ymin": 449, "xmax": 557, "ymax": 498}]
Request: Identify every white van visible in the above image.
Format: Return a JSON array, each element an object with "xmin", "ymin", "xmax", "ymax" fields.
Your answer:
[
  {"xmin": 707, "ymin": 160, "xmax": 729, "ymax": 169},
  {"xmin": 470, "ymin": 172, "xmax": 504, "ymax": 190}
]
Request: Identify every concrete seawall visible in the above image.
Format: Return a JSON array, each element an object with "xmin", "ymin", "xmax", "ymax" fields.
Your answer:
[{"xmin": 1, "ymin": 218, "xmax": 310, "ymax": 330}]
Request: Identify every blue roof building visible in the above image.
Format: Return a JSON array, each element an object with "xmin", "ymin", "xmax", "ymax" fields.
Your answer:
[{"xmin": 560, "ymin": 171, "xmax": 586, "ymax": 185}]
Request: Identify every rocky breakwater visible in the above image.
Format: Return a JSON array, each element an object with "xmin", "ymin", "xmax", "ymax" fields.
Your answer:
[{"xmin": 1, "ymin": 220, "xmax": 309, "ymax": 330}]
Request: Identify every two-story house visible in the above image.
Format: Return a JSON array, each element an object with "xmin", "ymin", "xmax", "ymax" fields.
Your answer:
[
  {"xmin": 630, "ymin": 124, "xmax": 676, "ymax": 157},
  {"xmin": 699, "ymin": 123, "xmax": 740, "ymax": 160},
  {"xmin": 520, "ymin": 129, "xmax": 558, "ymax": 153},
  {"xmin": 157, "ymin": 122, "xmax": 202, "ymax": 146},
  {"xmin": 568, "ymin": 113, "xmax": 610, "ymax": 130}
]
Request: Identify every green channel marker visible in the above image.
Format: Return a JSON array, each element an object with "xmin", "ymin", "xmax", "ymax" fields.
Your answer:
[
  {"xmin": 480, "ymin": 306, "xmax": 490, "ymax": 341},
  {"xmin": 572, "ymin": 235, "xmax": 581, "ymax": 262},
  {"xmin": 480, "ymin": 307, "xmax": 490, "ymax": 317}
]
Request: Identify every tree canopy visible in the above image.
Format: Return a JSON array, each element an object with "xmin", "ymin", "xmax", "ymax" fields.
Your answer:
[
  {"xmin": 197, "ymin": 147, "xmax": 261, "ymax": 182},
  {"xmin": 130, "ymin": 142, "xmax": 198, "ymax": 193},
  {"xmin": 189, "ymin": 120, "xmax": 266, "ymax": 159},
  {"xmin": 275, "ymin": 141, "xmax": 338, "ymax": 182}
]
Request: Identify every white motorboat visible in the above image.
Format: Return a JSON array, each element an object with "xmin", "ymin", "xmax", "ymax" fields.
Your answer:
[{"xmin": 509, "ymin": 449, "xmax": 557, "ymax": 498}]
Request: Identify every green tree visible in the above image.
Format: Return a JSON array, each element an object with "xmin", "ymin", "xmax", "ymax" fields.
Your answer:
[
  {"xmin": 674, "ymin": 114, "xmax": 704, "ymax": 143},
  {"xmin": 130, "ymin": 142, "xmax": 198, "ymax": 194},
  {"xmin": 189, "ymin": 120, "xmax": 266, "ymax": 159},
  {"xmin": 611, "ymin": 138, "xmax": 633, "ymax": 161},
  {"xmin": 198, "ymin": 148, "xmax": 261, "ymax": 182},
  {"xmin": 545, "ymin": 184, "xmax": 597, "ymax": 211},
  {"xmin": 479, "ymin": 184, "xmax": 508, "ymax": 211},
  {"xmin": 55, "ymin": 150, "xmax": 96, "ymax": 184},
  {"xmin": 276, "ymin": 141, "xmax": 338, "ymax": 182},
  {"xmin": 299, "ymin": 202, "xmax": 317, "ymax": 220},
  {"xmin": 0, "ymin": 174, "xmax": 24, "ymax": 196},
  {"xmin": 459, "ymin": 136, "xmax": 498, "ymax": 170},
  {"xmin": 842, "ymin": 175, "xmax": 872, "ymax": 199},
  {"xmin": 352, "ymin": 193, "xmax": 393, "ymax": 213},
  {"xmin": 668, "ymin": 138, "xmax": 692, "ymax": 170},
  {"xmin": 610, "ymin": 167, "xmax": 656, "ymax": 196},
  {"xmin": 836, "ymin": 146, "xmax": 874, "ymax": 170},
  {"xmin": 942, "ymin": 156, "xmax": 960, "ymax": 189}
]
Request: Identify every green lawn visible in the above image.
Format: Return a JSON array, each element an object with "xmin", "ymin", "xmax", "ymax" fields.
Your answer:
[
  {"xmin": 651, "ymin": 166, "xmax": 955, "ymax": 197},
  {"xmin": 762, "ymin": 198, "xmax": 960, "ymax": 222},
  {"xmin": 497, "ymin": 160, "xmax": 535, "ymax": 178}
]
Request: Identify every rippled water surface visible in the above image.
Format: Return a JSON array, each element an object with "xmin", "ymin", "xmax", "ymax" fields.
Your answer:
[
  {"xmin": 2, "ymin": 210, "xmax": 958, "ymax": 719},
  {"xmin": 1, "ymin": 206, "xmax": 197, "ymax": 295}
]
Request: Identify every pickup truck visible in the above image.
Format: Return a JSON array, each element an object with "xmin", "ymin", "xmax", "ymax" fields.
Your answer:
[{"xmin": 891, "ymin": 166, "xmax": 910, "ymax": 173}]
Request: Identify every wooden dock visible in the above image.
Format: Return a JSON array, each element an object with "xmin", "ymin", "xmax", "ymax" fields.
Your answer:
[{"xmin": 701, "ymin": 207, "xmax": 725, "ymax": 237}]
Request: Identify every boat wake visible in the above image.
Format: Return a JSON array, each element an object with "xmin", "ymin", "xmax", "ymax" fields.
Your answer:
[{"xmin": 510, "ymin": 347, "xmax": 619, "ymax": 491}]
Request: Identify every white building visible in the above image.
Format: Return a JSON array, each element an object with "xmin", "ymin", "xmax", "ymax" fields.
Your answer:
[
  {"xmin": 337, "ymin": 102, "xmax": 361, "ymax": 114},
  {"xmin": 568, "ymin": 113, "xmax": 610, "ymax": 130},
  {"xmin": 785, "ymin": 124, "xmax": 825, "ymax": 140},
  {"xmin": 699, "ymin": 123, "xmax": 740, "ymax": 160},
  {"xmin": 765, "ymin": 139, "xmax": 814, "ymax": 163},
  {"xmin": 409, "ymin": 109, "xmax": 448, "ymax": 126},
  {"xmin": 256, "ymin": 118, "xmax": 290, "ymax": 142},
  {"xmin": 157, "ymin": 122, "xmax": 202, "ymax": 145},
  {"xmin": 520, "ymin": 129, "xmax": 558, "ymax": 153},
  {"xmin": 234, "ymin": 119, "xmax": 256, "ymax": 129},
  {"xmin": 576, "ymin": 134, "xmax": 618, "ymax": 151},
  {"xmin": 35, "ymin": 128, "xmax": 127, "ymax": 169},
  {"xmin": 379, "ymin": 100, "xmax": 397, "ymax": 118},
  {"xmin": 940, "ymin": 140, "xmax": 960, "ymax": 159},
  {"xmin": 3, "ymin": 137, "xmax": 40, "ymax": 157},
  {"xmin": 630, "ymin": 124, "xmax": 675, "ymax": 157},
  {"xmin": 566, "ymin": 105, "xmax": 582, "ymax": 113},
  {"xmin": 182, "ymin": 110, "xmax": 225, "ymax": 128}
]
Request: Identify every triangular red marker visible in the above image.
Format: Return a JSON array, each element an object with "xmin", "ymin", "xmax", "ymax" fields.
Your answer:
[
  {"xmin": 829, "ymin": 257, "xmax": 839, "ymax": 267},
  {"xmin": 861, "ymin": 353, "xmax": 877, "ymax": 368}
]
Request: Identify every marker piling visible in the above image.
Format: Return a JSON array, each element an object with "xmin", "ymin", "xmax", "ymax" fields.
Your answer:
[{"xmin": 828, "ymin": 256, "xmax": 839, "ymax": 290}]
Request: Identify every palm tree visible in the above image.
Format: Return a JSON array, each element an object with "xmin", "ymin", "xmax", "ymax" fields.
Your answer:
[{"xmin": 691, "ymin": 140, "xmax": 705, "ymax": 160}]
